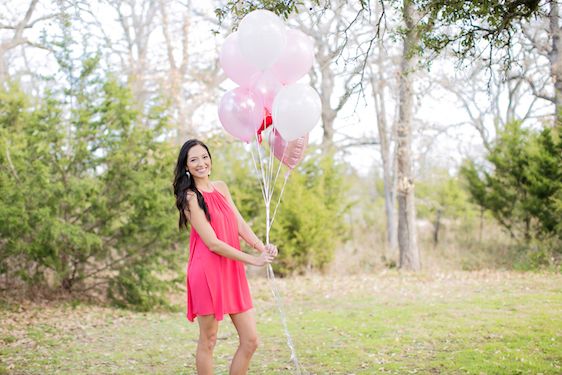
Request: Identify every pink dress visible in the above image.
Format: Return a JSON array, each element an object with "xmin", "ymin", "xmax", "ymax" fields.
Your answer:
[{"xmin": 186, "ymin": 187, "xmax": 253, "ymax": 322}]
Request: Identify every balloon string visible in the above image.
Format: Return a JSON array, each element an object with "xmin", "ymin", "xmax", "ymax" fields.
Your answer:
[
  {"xmin": 252, "ymin": 133, "xmax": 271, "ymax": 206},
  {"xmin": 268, "ymin": 130, "xmax": 276, "ymax": 198},
  {"xmin": 271, "ymin": 134, "xmax": 287, "ymax": 199},
  {"xmin": 266, "ymin": 263, "xmax": 304, "ymax": 375},
  {"xmin": 249, "ymin": 143, "xmax": 267, "ymax": 203},
  {"xmin": 250, "ymin": 128, "xmax": 304, "ymax": 374},
  {"xmin": 257, "ymin": 140, "xmax": 270, "ymax": 201},
  {"xmin": 269, "ymin": 172, "xmax": 289, "ymax": 229},
  {"xmin": 256, "ymin": 126, "xmax": 271, "ymax": 196}
]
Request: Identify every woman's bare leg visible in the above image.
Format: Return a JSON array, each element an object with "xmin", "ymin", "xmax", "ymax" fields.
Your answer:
[
  {"xmin": 196, "ymin": 315, "xmax": 219, "ymax": 375},
  {"xmin": 229, "ymin": 310, "xmax": 259, "ymax": 375}
]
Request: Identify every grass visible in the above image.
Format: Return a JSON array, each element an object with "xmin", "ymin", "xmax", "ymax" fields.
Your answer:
[{"xmin": 1, "ymin": 270, "xmax": 561, "ymax": 374}]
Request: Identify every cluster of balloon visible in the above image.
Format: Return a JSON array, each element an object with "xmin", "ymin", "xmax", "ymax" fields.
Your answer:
[
  {"xmin": 218, "ymin": 9, "xmax": 321, "ymax": 170},
  {"xmin": 218, "ymin": 10, "xmax": 319, "ymax": 375}
]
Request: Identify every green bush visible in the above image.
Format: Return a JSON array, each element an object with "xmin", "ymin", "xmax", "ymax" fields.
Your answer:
[{"xmin": 0, "ymin": 61, "xmax": 178, "ymax": 309}]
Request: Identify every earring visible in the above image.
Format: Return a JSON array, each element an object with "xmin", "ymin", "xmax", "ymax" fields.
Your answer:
[
  {"xmin": 185, "ymin": 170, "xmax": 190, "ymax": 178},
  {"xmin": 208, "ymin": 170, "xmax": 211, "ymax": 176}
]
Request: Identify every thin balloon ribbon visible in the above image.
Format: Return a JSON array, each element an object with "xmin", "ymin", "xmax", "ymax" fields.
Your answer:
[
  {"xmin": 266, "ymin": 263, "xmax": 304, "ymax": 375},
  {"xmin": 270, "ymin": 172, "xmax": 290, "ymax": 230},
  {"xmin": 249, "ymin": 128, "xmax": 305, "ymax": 374}
]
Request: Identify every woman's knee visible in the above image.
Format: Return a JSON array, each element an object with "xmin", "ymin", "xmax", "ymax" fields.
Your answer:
[
  {"xmin": 199, "ymin": 331, "xmax": 218, "ymax": 352},
  {"xmin": 241, "ymin": 335, "xmax": 259, "ymax": 353}
]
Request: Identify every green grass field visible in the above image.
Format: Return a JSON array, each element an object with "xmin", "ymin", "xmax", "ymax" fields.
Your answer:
[{"xmin": 1, "ymin": 270, "xmax": 561, "ymax": 374}]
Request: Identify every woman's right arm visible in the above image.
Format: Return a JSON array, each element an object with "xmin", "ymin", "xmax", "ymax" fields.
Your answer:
[{"xmin": 185, "ymin": 193, "xmax": 273, "ymax": 266}]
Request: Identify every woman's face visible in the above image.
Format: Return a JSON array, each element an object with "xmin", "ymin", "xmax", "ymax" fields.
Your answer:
[{"xmin": 186, "ymin": 144, "xmax": 211, "ymax": 178}]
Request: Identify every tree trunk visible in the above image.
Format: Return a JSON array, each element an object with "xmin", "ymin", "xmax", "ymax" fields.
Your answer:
[
  {"xmin": 397, "ymin": 0, "xmax": 421, "ymax": 271},
  {"xmin": 322, "ymin": 110, "xmax": 336, "ymax": 148},
  {"xmin": 549, "ymin": 1, "xmax": 562, "ymax": 126},
  {"xmin": 0, "ymin": 0, "xmax": 40, "ymax": 80},
  {"xmin": 371, "ymin": 69, "xmax": 397, "ymax": 252},
  {"xmin": 320, "ymin": 66, "xmax": 336, "ymax": 149},
  {"xmin": 433, "ymin": 208, "xmax": 442, "ymax": 246},
  {"xmin": 159, "ymin": 0, "xmax": 193, "ymax": 144},
  {"xmin": 479, "ymin": 206, "xmax": 484, "ymax": 242},
  {"xmin": 112, "ymin": 0, "xmax": 158, "ymax": 115}
]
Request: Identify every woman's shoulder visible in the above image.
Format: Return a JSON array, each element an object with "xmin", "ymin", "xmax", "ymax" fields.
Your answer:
[
  {"xmin": 211, "ymin": 180, "xmax": 229, "ymax": 195},
  {"xmin": 186, "ymin": 189, "xmax": 197, "ymax": 201}
]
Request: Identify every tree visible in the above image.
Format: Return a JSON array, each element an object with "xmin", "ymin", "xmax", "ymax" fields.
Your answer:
[
  {"xmin": 525, "ymin": 127, "xmax": 562, "ymax": 239},
  {"xmin": 104, "ymin": 0, "xmax": 159, "ymax": 108},
  {"xmin": 369, "ymin": 44, "xmax": 399, "ymax": 251},
  {"xmin": 395, "ymin": 0, "xmax": 421, "ymax": 270},
  {"xmin": 296, "ymin": 2, "xmax": 371, "ymax": 149},
  {"xmin": 461, "ymin": 121, "xmax": 562, "ymax": 246},
  {"xmin": 0, "ymin": 0, "xmax": 73, "ymax": 80},
  {"xmin": 418, "ymin": 0, "xmax": 542, "ymax": 59},
  {"xmin": 438, "ymin": 56, "xmax": 548, "ymax": 153},
  {"xmin": 81, "ymin": 0, "xmax": 225, "ymax": 141},
  {"xmin": 419, "ymin": 1, "xmax": 562, "ymax": 127},
  {"xmin": 516, "ymin": 1, "xmax": 562, "ymax": 125},
  {"xmin": 547, "ymin": 2, "xmax": 562, "ymax": 122},
  {"xmin": 462, "ymin": 122, "xmax": 533, "ymax": 240}
]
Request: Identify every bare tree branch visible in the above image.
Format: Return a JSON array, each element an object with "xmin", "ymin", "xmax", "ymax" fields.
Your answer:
[{"xmin": 511, "ymin": 73, "xmax": 556, "ymax": 103}]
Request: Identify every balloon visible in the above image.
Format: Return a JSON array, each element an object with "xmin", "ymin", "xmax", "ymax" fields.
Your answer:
[
  {"xmin": 269, "ymin": 130, "xmax": 308, "ymax": 169},
  {"xmin": 271, "ymin": 29, "xmax": 314, "ymax": 84},
  {"xmin": 218, "ymin": 87, "xmax": 264, "ymax": 142},
  {"xmin": 238, "ymin": 10, "xmax": 287, "ymax": 70},
  {"xmin": 250, "ymin": 70, "xmax": 282, "ymax": 111},
  {"xmin": 271, "ymin": 84, "xmax": 322, "ymax": 141},
  {"xmin": 219, "ymin": 32, "xmax": 261, "ymax": 87}
]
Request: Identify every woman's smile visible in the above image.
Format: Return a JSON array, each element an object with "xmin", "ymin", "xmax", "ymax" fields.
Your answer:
[{"xmin": 193, "ymin": 165, "xmax": 209, "ymax": 176}]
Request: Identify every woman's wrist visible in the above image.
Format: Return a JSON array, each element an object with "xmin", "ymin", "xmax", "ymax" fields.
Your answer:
[{"xmin": 251, "ymin": 239, "xmax": 264, "ymax": 252}]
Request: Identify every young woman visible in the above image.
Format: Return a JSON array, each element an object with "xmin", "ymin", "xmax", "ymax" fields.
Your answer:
[{"xmin": 173, "ymin": 139, "xmax": 277, "ymax": 375}]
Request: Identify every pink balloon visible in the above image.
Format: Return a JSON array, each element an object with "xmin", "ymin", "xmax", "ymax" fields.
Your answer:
[
  {"xmin": 218, "ymin": 87, "xmax": 264, "ymax": 142},
  {"xmin": 269, "ymin": 130, "xmax": 308, "ymax": 169},
  {"xmin": 250, "ymin": 71, "xmax": 283, "ymax": 112},
  {"xmin": 270, "ymin": 29, "xmax": 314, "ymax": 85},
  {"xmin": 220, "ymin": 32, "xmax": 261, "ymax": 87}
]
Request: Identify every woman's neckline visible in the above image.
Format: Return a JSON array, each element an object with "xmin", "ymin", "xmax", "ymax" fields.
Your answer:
[{"xmin": 197, "ymin": 183, "xmax": 215, "ymax": 193}]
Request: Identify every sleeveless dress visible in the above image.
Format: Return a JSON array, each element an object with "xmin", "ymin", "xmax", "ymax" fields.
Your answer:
[{"xmin": 186, "ymin": 187, "xmax": 253, "ymax": 322}]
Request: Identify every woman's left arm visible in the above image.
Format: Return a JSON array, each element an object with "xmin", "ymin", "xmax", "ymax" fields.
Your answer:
[{"xmin": 214, "ymin": 181, "xmax": 270, "ymax": 254}]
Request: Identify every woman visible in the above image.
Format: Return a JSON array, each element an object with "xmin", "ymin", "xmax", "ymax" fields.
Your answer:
[{"xmin": 173, "ymin": 139, "xmax": 277, "ymax": 375}]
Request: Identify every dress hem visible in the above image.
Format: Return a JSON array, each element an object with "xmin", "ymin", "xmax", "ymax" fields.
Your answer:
[{"xmin": 186, "ymin": 305, "xmax": 254, "ymax": 323}]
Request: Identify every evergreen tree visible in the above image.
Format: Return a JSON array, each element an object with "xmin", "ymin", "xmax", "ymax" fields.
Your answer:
[
  {"xmin": 461, "ymin": 122, "xmax": 561, "ymax": 259},
  {"xmin": 526, "ymin": 128, "xmax": 562, "ymax": 239}
]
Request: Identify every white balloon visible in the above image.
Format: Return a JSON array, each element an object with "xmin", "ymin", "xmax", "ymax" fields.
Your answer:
[
  {"xmin": 238, "ymin": 10, "xmax": 287, "ymax": 70},
  {"xmin": 272, "ymin": 84, "xmax": 322, "ymax": 141}
]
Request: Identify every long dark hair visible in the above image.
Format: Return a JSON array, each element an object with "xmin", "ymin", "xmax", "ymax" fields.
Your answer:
[{"xmin": 173, "ymin": 139, "xmax": 212, "ymax": 229}]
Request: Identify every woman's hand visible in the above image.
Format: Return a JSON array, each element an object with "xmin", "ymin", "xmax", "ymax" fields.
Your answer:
[
  {"xmin": 264, "ymin": 243, "xmax": 278, "ymax": 257},
  {"xmin": 252, "ymin": 251, "xmax": 274, "ymax": 267}
]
